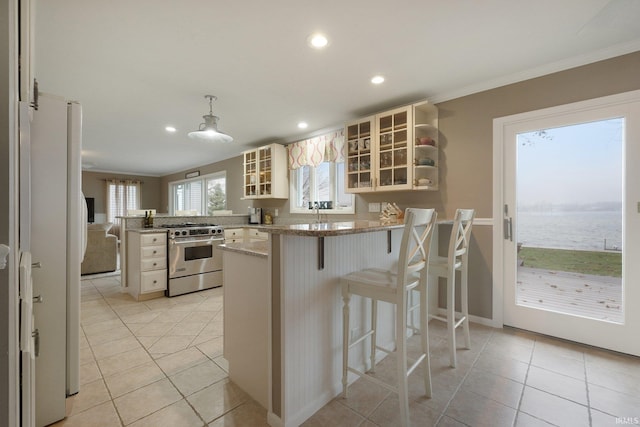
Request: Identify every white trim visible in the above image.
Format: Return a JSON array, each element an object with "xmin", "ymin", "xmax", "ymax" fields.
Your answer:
[
  {"xmin": 493, "ymin": 89, "xmax": 640, "ymax": 353},
  {"xmin": 430, "ymin": 39, "xmax": 640, "ymax": 105}
]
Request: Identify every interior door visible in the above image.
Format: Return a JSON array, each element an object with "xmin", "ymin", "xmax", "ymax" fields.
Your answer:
[{"xmin": 494, "ymin": 90, "xmax": 640, "ymax": 356}]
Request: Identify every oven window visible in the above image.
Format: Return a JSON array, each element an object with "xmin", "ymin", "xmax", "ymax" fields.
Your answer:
[{"xmin": 184, "ymin": 245, "xmax": 213, "ymax": 261}]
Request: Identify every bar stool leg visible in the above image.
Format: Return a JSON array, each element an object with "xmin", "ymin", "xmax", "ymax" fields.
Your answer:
[
  {"xmin": 397, "ymin": 297, "xmax": 410, "ymax": 427},
  {"xmin": 447, "ymin": 268, "xmax": 457, "ymax": 368},
  {"xmin": 342, "ymin": 289, "xmax": 351, "ymax": 398},
  {"xmin": 370, "ymin": 298, "xmax": 377, "ymax": 372},
  {"xmin": 461, "ymin": 262, "xmax": 471, "ymax": 350},
  {"xmin": 419, "ymin": 279, "xmax": 432, "ymax": 397}
]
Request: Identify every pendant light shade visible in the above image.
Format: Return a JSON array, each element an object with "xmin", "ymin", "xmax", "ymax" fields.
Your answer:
[{"xmin": 188, "ymin": 95, "xmax": 233, "ymax": 143}]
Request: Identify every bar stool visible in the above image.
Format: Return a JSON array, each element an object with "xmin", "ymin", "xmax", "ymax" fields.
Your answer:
[
  {"xmin": 429, "ymin": 208, "xmax": 475, "ymax": 368},
  {"xmin": 341, "ymin": 208, "xmax": 437, "ymax": 427}
]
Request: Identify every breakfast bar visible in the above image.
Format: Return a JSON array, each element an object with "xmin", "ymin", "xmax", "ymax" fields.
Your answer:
[{"xmin": 220, "ymin": 221, "xmax": 409, "ymax": 427}]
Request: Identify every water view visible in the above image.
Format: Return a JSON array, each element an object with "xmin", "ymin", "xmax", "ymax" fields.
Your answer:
[{"xmin": 517, "ymin": 208, "xmax": 622, "ymax": 251}]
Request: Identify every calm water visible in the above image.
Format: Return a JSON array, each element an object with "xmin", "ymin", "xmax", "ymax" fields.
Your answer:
[{"xmin": 516, "ymin": 211, "xmax": 622, "ymax": 251}]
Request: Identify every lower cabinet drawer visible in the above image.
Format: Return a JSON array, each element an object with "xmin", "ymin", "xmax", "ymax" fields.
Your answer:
[
  {"xmin": 141, "ymin": 257, "xmax": 166, "ymax": 271},
  {"xmin": 142, "ymin": 245, "xmax": 166, "ymax": 259},
  {"xmin": 141, "ymin": 233, "xmax": 166, "ymax": 246},
  {"xmin": 140, "ymin": 270, "xmax": 167, "ymax": 293},
  {"xmin": 248, "ymin": 229, "xmax": 268, "ymax": 240}
]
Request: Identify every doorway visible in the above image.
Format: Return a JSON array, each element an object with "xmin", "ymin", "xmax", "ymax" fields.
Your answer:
[{"xmin": 493, "ymin": 90, "xmax": 640, "ymax": 356}]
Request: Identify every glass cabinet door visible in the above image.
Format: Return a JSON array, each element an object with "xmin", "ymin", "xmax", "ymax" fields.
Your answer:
[
  {"xmin": 377, "ymin": 107, "xmax": 411, "ymax": 190},
  {"xmin": 345, "ymin": 117, "xmax": 374, "ymax": 192},
  {"xmin": 244, "ymin": 151, "xmax": 257, "ymax": 197},
  {"xmin": 258, "ymin": 146, "xmax": 272, "ymax": 196}
]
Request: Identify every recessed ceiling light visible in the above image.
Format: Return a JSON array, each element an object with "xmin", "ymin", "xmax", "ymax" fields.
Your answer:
[
  {"xmin": 298, "ymin": 122, "xmax": 309, "ymax": 129},
  {"xmin": 165, "ymin": 126, "xmax": 177, "ymax": 133},
  {"xmin": 371, "ymin": 75, "xmax": 385, "ymax": 85},
  {"xmin": 308, "ymin": 33, "xmax": 328, "ymax": 49}
]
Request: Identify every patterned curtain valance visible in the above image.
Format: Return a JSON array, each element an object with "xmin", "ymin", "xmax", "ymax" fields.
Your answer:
[{"xmin": 287, "ymin": 129, "xmax": 345, "ymax": 170}]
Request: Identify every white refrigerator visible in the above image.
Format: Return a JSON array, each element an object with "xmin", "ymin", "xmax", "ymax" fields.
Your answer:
[{"xmin": 29, "ymin": 93, "xmax": 84, "ymax": 427}]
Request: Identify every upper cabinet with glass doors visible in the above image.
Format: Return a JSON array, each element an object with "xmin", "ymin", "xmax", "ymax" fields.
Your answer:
[
  {"xmin": 377, "ymin": 106, "xmax": 412, "ymax": 191},
  {"xmin": 345, "ymin": 116, "xmax": 375, "ymax": 193},
  {"xmin": 344, "ymin": 101, "xmax": 438, "ymax": 193},
  {"xmin": 243, "ymin": 143, "xmax": 288, "ymax": 199}
]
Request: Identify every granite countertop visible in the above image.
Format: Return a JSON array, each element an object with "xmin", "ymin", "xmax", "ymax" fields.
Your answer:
[
  {"xmin": 219, "ymin": 241, "xmax": 268, "ymax": 258},
  {"xmin": 253, "ymin": 220, "xmax": 404, "ymax": 237},
  {"xmin": 127, "ymin": 228, "xmax": 168, "ymax": 233}
]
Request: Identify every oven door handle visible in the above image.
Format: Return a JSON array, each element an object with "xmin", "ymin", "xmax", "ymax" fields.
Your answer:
[{"xmin": 170, "ymin": 238, "xmax": 223, "ymax": 245}]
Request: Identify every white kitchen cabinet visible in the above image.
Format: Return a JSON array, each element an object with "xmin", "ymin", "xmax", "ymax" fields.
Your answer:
[
  {"xmin": 126, "ymin": 231, "xmax": 167, "ymax": 300},
  {"xmin": 243, "ymin": 143, "xmax": 288, "ymax": 199},
  {"xmin": 345, "ymin": 101, "xmax": 439, "ymax": 193},
  {"xmin": 247, "ymin": 228, "xmax": 268, "ymax": 242},
  {"xmin": 224, "ymin": 228, "xmax": 244, "ymax": 243},
  {"xmin": 224, "ymin": 227, "xmax": 268, "ymax": 243},
  {"xmin": 345, "ymin": 116, "xmax": 376, "ymax": 193}
]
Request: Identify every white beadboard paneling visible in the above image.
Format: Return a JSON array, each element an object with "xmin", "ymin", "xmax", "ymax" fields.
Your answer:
[{"xmin": 278, "ymin": 230, "xmax": 402, "ymax": 426}]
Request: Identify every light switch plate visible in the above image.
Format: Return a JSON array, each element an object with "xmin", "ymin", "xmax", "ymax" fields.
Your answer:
[{"xmin": 368, "ymin": 202, "xmax": 381, "ymax": 213}]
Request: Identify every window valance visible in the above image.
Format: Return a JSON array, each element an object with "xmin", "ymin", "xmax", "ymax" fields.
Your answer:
[{"xmin": 287, "ymin": 129, "xmax": 345, "ymax": 170}]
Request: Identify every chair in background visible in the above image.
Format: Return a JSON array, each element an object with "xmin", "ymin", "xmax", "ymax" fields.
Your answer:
[
  {"xmin": 429, "ymin": 209, "xmax": 475, "ymax": 368},
  {"xmin": 341, "ymin": 208, "xmax": 437, "ymax": 427},
  {"xmin": 81, "ymin": 223, "xmax": 118, "ymax": 275}
]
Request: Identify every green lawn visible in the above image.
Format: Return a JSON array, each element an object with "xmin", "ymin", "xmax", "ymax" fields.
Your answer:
[{"xmin": 518, "ymin": 247, "xmax": 622, "ymax": 277}]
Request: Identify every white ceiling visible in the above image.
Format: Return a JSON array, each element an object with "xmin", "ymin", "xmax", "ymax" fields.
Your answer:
[{"xmin": 33, "ymin": 0, "xmax": 640, "ymax": 177}]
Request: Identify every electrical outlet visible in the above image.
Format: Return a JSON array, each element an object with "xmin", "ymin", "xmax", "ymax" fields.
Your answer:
[
  {"xmin": 274, "ymin": 209, "xmax": 279, "ymax": 217},
  {"xmin": 368, "ymin": 202, "xmax": 381, "ymax": 213}
]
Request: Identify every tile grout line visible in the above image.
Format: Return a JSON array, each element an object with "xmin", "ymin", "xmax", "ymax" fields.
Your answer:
[
  {"xmin": 81, "ymin": 278, "xmax": 128, "ymax": 426},
  {"xmin": 511, "ymin": 337, "xmax": 536, "ymax": 427},
  {"xmin": 583, "ymin": 352, "xmax": 593, "ymax": 427},
  {"xmin": 433, "ymin": 327, "xmax": 494, "ymax": 427},
  {"xmin": 83, "ymin": 277, "xmax": 217, "ymax": 426}
]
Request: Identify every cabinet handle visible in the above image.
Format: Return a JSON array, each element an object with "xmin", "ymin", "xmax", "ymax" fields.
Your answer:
[
  {"xmin": 32, "ymin": 262, "xmax": 42, "ymax": 269},
  {"xmin": 153, "ymin": 280, "xmax": 157, "ymax": 284},
  {"xmin": 153, "ymin": 250, "xmax": 157, "ymax": 254},
  {"xmin": 153, "ymin": 238, "xmax": 157, "ymax": 242},
  {"xmin": 153, "ymin": 263, "xmax": 157, "ymax": 267}
]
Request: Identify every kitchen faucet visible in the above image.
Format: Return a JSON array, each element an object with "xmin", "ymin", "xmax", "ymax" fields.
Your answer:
[{"xmin": 314, "ymin": 201, "xmax": 321, "ymax": 223}]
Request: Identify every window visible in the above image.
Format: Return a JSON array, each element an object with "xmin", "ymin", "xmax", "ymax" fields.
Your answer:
[
  {"xmin": 106, "ymin": 180, "xmax": 140, "ymax": 224},
  {"xmin": 170, "ymin": 171, "xmax": 226, "ymax": 215},
  {"xmin": 290, "ymin": 162, "xmax": 354, "ymax": 214},
  {"xmin": 106, "ymin": 179, "xmax": 141, "ymax": 238}
]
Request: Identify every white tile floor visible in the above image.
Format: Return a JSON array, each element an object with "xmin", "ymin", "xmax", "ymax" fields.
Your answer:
[{"xmin": 52, "ymin": 273, "xmax": 640, "ymax": 426}]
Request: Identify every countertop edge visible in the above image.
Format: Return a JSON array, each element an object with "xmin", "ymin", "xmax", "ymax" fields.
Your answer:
[
  {"xmin": 219, "ymin": 242, "xmax": 268, "ymax": 258},
  {"xmin": 251, "ymin": 221, "xmax": 405, "ymax": 237}
]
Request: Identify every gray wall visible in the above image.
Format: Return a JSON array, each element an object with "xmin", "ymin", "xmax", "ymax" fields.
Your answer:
[{"xmin": 82, "ymin": 171, "xmax": 163, "ymax": 216}]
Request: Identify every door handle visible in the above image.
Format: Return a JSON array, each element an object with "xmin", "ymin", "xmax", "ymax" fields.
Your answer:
[
  {"xmin": 503, "ymin": 217, "xmax": 513, "ymax": 241},
  {"xmin": 32, "ymin": 329, "xmax": 40, "ymax": 357},
  {"xmin": 32, "ymin": 261, "xmax": 42, "ymax": 269},
  {"xmin": 33, "ymin": 295, "xmax": 43, "ymax": 303}
]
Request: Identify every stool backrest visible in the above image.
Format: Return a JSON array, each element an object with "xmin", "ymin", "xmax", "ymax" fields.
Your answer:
[
  {"xmin": 399, "ymin": 208, "xmax": 437, "ymax": 288},
  {"xmin": 448, "ymin": 209, "xmax": 475, "ymax": 266}
]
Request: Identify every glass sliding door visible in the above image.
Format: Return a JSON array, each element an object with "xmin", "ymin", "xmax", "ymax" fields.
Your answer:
[{"xmin": 494, "ymin": 90, "xmax": 640, "ymax": 356}]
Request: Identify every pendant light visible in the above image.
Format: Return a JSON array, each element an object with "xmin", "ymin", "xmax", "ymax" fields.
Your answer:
[{"xmin": 188, "ymin": 95, "xmax": 233, "ymax": 143}]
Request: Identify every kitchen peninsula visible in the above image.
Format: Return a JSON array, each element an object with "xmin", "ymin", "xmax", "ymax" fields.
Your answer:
[{"xmin": 220, "ymin": 220, "xmax": 408, "ymax": 427}]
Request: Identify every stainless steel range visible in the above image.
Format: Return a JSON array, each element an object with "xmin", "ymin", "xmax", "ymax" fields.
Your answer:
[{"xmin": 162, "ymin": 223, "xmax": 225, "ymax": 297}]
